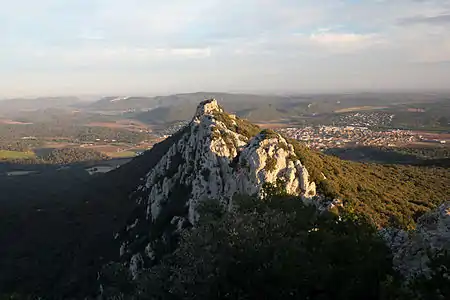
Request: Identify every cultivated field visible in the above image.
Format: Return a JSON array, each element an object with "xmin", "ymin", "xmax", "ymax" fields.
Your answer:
[
  {"xmin": 0, "ymin": 150, "xmax": 35, "ymax": 159},
  {"xmin": 85, "ymin": 119, "xmax": 151, "ymax": 132},
  {"xmin": 0, "ymin": 119, "xmax": 33, "ymax": 125},
  {"xmin": 334, "ymin": 106, "xmax": 388, "ymax": 113}
]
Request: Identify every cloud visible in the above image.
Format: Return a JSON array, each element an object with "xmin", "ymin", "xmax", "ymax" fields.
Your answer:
[
  {"xmin": 400, "ymin": 13, "xmax": 450, "ymax": 26},
  {"xmin": 35, "ymin": 46, "xmax": 213, "ymax": 65},
  {"xmin": 309, "ymin": 32, "xmax": 385, "ymax": 54},
  {"xmin": 1, "ymin": 0, "xmax": 450, "ymax": 96},
  {"xmin": 166, "ymin": 48, "xmax": 212, "ymax": 57}
]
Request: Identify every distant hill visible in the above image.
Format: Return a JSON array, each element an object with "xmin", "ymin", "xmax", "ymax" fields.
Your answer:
[
  {"xmin": 133, "ymin": 103, "xmax": 197, "ymax": 124},
  {"xmin": 84, "ymin": 92, "xmax": 292, "ymax": 112},
  {"xmin": 126, "ymin": 92, "xmax": 316, "ymax": 124},
  {"xmin": 86, "ymin": 92, "xmax": 450, "ymax": 125},
  {"xmin": 83, "ymin": 96, "xmax": 161, "ymax": 111},
  {"xmin": 0, "ymin": 97, "xmax": 81, "ymax": 113}
]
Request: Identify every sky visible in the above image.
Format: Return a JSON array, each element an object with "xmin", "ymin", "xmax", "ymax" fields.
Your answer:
[{"xmin": 1, "ymin": 0, "xmax": 450, "ymax": 97}]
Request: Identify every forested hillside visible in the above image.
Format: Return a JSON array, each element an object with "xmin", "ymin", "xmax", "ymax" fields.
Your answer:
[{"xmin": 291, "ymin": 140, "xmax": 450, "ymax": 229}]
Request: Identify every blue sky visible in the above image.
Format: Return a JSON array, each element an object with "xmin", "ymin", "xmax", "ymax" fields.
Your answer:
[{"xmin": 1, "ymin": 0, "xmax": 450, "ymax": 96}]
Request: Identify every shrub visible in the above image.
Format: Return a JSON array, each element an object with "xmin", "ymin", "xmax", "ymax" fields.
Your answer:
[
  {"xmin": 125, "ymin": 195, "xmax": 394, "ymax": 300},
  {"xmin": 201, "ymin": 168, "xmax": 211, "ymax": 181},
  {"xmin": 265, "ymin": 156, "xmax": 277, "ymax": 172},
  {"xmin": 260, "ymin": 129, "xmax": 279, "ymax": 139}
]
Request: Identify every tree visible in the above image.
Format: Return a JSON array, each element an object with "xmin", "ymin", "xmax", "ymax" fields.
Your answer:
[{"xmin": 106, "ymin": 194, "xmax": 395, "ymax": 300}]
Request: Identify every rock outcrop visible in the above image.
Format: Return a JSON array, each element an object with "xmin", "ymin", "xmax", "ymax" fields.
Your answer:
[
  {"xmin": 382, "ymin": 202, "xmax": 450, "ymax": 277},
  {"xmin": 116, "ymin": 99, "xmax": 318, "ymax": 275}
]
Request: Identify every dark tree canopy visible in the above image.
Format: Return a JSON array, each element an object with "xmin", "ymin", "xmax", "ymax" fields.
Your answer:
[{"xmin": 102, "ymin": 193, "xmax": 396, "ymax": 300}]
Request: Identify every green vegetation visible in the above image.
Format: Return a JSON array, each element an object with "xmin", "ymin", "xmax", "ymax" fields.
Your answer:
[
  {"xmin": 288, "ymin": 139, "xmax": 450, "ymax": 229},
  {"xmin": 42, "ymin": 148, "xmax": 109, "ymax": 164},
  {"xmin": 278, "ymin": 141, "xmax": 289, "ymax": 151},
  {"xmin": 106, "ymin": 151, "xmax": 137, "ymax": 158},
  {"xmin": 265, "ymin": 156, "xmax": 277, "ymax": 172},
  {"xmin": 101, "ymin": 195, "xmax": 396, "ymax": 300},
  {"xmin": 134, "ymin": 104, "xmax": 196, "ymax": 125},
  {"xmin": 235, "ymin": 117, "xmax": 261, "ymax": 139},
  {"xmin": 0, "ymin": 139, "xmax": 43, "ymax": 152},
  {"xmin": 389, "ymin": 100, "xmax": 450, "ymax": 131},
  {"xmin": 326, "ymin": 146, "xmax": 450, "ymax": 166},
  {"xmin": 0, "ymin": 150, "xmax": 35, "ymax": 160},
  {"xmin": 213, "ymin": 111, "xmax": 236, "ymax": 129},
  {"xmin": 396, "ymin": 147, "xmax": 450, "ymax": 159},
  {"xmin": 213, "ymin": 111, "xmax": 260, "ymax": 139},
  {"xmin": 220, "ymin": 130, "xmax": 238, "ymax": 152},
  {"xmin": 0, "ymin": 148, "xmax": 109, "ymax": 165},
  {"xmin": 260, "ymin": 128, "xmax": 279, "ymax": 139},
  {"xmin": 0, "ymin": 122, "xmax": 148, "ymax": 146}
]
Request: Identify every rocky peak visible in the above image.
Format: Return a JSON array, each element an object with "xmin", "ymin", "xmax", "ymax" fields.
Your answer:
[
  {"xmin": 116, "ymin": 99, "xmax": 318, "ymax": 277},
  {"xmin": 194, "ymin": 99, "xmax": 223, "ymax": 119}
]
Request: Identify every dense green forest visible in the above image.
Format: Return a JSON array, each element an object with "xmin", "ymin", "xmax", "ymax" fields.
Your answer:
[
  {"xmin": 395, "ymin": 146, "xmax": 450, "ymax": 159},
  {"xmin": 100, "ymin": 193, "xmax": 450, "ymax": 300},
  {"xmin": 0, "ymin": 148, "xmax": 109, "ymax": 165},
  {"xmin": 325, "ymin": 146, "xmax": 450, "ymax": 166},
  {"xmin": 291, "ymin": 140, "xmax": 450, "ymax": 229},
  {"xmin": 42, "ymin": 148, "xmax": 109, "ymax": 164}
]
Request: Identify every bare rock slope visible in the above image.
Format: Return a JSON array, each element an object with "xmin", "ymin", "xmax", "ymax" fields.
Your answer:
[{"xmin": 117, "ymin": 99, "xmax": 317, "ymax": 275}]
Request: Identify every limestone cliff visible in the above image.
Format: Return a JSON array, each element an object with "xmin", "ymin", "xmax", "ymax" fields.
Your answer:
[{"xmin": 116, "ymin": 99, "xmax": 318, "ymax": 276}]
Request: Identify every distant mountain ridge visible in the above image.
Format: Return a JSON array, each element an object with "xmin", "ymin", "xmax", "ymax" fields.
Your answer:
[
  {"xmin": 85, "ymin": 92, "xmax": 293, "ymax": 112},
  {"xmin": 85, "ymin": 92, "xmax": 450, "ymax": 125},
  {"xmin": 0, "ymin": 96, "xmax": 82, "ymax": 113}
]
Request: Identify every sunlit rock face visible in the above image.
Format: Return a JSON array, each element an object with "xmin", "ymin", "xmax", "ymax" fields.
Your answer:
[
  {"xmin": 381, "ymin": 202, "xmax": 450, "ymax": 277},
  {"xmin": 231, "ymin": 132, "xmax": 316, "ymax": 200},
  {"xmin": 116, "ymin": 99, "xmax": 317, "ymax": 273}
]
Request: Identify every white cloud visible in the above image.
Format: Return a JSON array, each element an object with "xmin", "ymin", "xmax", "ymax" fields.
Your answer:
[
  {"xmin": 165, "ymin": 48, "xmax": 212, "ymax": 57},
  {"xmin": 29, "ymin": 46, "xmax": 213, "ymax": 66},
  {"xmin": 309, "ymin": 32, "xmax": 385, "ymax": 54}
]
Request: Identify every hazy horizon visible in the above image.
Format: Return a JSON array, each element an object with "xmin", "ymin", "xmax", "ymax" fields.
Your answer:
[
  {"xmin": 1, "ymin": 0, "xmax": 450, "ymax": 97},
  {"xmin": 3, "ymin": 88, "xmax": 450, "ymax": 101}
]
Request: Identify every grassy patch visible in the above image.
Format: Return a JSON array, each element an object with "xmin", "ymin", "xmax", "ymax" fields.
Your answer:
[
  {"xmin": 104, "ymin": 151, "xmax": 136, "ymax": 158},
  {"xmin": 0, "ymin": 150, "xmax": 35, "ymax": 160},
  {"xmin": 278, "ymin": 142, "xmax": 289, "ymax": 151},
  {"xmin": 235, "ymin": 117, "xmax": 261, "ymax": 139},
  {"xmin": 213, "ymin": 111, "xmax": 260, "ymax": 139}
]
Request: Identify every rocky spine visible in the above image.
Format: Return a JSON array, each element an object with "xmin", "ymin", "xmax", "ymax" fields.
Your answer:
[{"xmin": 117, "ymin": 99, "xmax": 318, "ymax": 277}]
